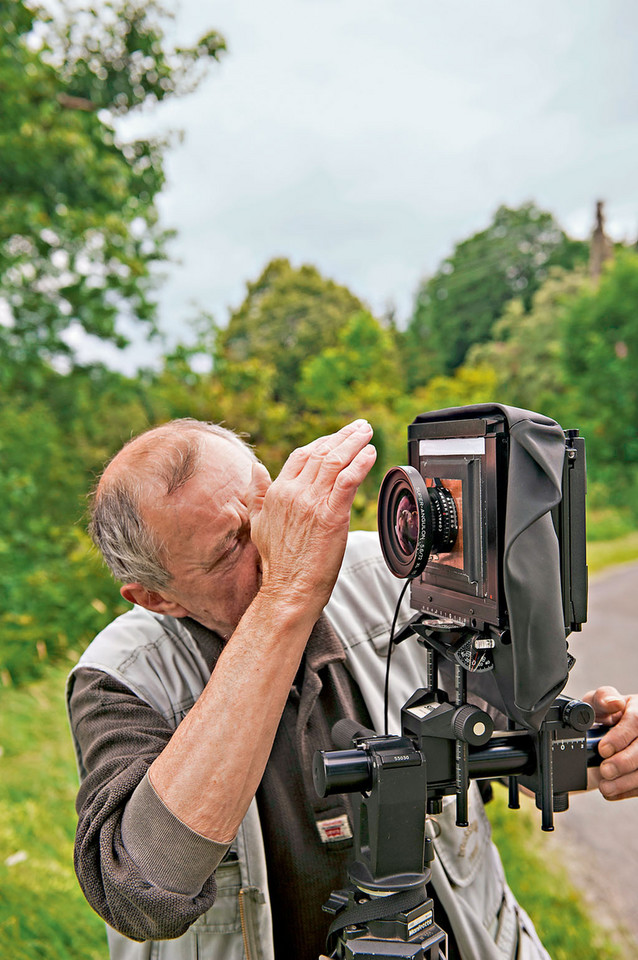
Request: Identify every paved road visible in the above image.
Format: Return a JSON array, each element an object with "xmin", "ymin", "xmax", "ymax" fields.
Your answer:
[{"xmin": 554, "ymin": 561, "xmax": 638, "ymax": 945}]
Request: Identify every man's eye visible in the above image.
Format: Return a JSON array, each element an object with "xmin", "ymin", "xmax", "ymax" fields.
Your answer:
[
  {"xmin": 206, "ymin": 539, "xmax": 239, "ymax": 572},
  {"xmin": 221, "ymin": 537, "xmax": 242, "ymax": 562}
]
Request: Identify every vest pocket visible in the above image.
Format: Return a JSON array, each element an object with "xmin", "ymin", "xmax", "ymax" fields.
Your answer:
[
  {"xmin": 192, "ymin": 860, "xmax": 243, "ymax": 935},
  {"xmin": 238, "ymin": 887, "xmax": 267, "ymax": 960},
  {"xmin": 139, "ymin": 861, "xmax": 248, "ymax": 960},
  {"xmin": 186, "ymin": 863, "xmax": 267, "ymax": 960},
  {"xmin": 492, "ymin": 885, "xmax": 519, "ymax": 959}
]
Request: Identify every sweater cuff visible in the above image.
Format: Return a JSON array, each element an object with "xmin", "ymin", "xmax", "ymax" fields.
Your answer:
[{"xmin": 121, "ymin": 773, "xmax": 231, "ymax": 896}]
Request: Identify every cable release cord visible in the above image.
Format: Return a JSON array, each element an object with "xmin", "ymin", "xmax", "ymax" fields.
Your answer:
[{"xmin": 383, "ymin": 578, "xmax": 411, "ymax": 735}]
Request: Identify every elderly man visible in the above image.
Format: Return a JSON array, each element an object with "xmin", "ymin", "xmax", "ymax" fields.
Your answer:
[{"xmin": 67, "ymin": 418, "xmax": 638, "ymax": 960}]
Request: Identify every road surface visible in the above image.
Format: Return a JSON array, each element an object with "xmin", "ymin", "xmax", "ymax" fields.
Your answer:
[{"xmin": 555, "ymin": 561, "xmax": 638, "ymax": 946}]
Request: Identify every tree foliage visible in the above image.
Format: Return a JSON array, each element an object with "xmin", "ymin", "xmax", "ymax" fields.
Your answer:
[
  {"xmin": 0, "ymin": 397, "xmax": 128, "ymax": 685},
  {"xmin": 406, "ymin": 202, "xmax": 588, "ymax": 384},
  {"xmin": 559, "ymin": 252, "xmax": 638, "ymax": 503},
  {"xmin": 298, "ymin": 310, "xmax": 401, "ymax": 413},
  {"xmin": 0, "ymin": 0, "xmax": 225, "ymax": 683},
  {"xmin": 404, "ymin": 363, "xmax": 500, "ymax": 414},
  {"xmin": 466, "ymin": 267, "xmax": 589, "ymax": 417},
  {"xmin": 0, "ymin": 1, "xmax": 224, "ymax": 384},
  {"xmin": 216, "ymin": 258, "xmax": 365, "ymax": 405}
]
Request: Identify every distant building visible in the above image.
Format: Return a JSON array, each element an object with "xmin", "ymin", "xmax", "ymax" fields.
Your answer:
[{"xmin": 589, "ymin": 200, "xmax": 613, "ymax": 282}]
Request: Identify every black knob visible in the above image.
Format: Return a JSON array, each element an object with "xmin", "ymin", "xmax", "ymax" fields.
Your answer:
[
  {"xmin": 453, "ymin": 706, "xmax": 494, "ymax": 746},
  {"xmin": 562, "ymin": 699, "xmax": 595, "ymax": 733}
]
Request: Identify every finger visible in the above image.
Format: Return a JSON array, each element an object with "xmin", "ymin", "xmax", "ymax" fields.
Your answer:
[
  {"xmin": 246, "ymin": 462, "xmax": 272, "ymax": 523},
  {"xmin": 327, "ymin": 444, "xmax": 378, "ymax": 515},
  {"xmin": 600, "ymin": 735, "xmax": 638, "ymax": 784},
  {"xmin": 312, "ymin": 422, "xmax": 374, "ymax": 487},
  {"xmin": 302, "ymin": 420, "xmax": 373, "ymax": 487},
  {"xmin": 282, "ymin": 421, "xmax": 372, "ymax": 495},
  {"xmin": 599, "ymin": 766, "xmax": 638, "ymax": 801},
  {"xmin": 278, "ymin": 420, "xmax": 370, "ymax": 484},
  {"xmin": 583, "ymin": 686, "xmax": 626, "ymax": 725},
  {"xmin": 597, "ymin": 695, "xmax": 638, "ymax": 760}
]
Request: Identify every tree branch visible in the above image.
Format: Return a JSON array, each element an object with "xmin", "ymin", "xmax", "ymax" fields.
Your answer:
[{"xmin": 57, "ymin": 93, "xmax": 97, "ymax": 112}]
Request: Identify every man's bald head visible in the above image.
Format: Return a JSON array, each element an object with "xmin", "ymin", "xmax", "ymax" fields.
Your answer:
[{"xmin": 89, "ymin": 419, "xmax": 257, "ymax": 591}]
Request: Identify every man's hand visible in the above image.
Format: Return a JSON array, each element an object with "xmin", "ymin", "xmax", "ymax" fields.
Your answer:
[
  {"xmin": 583, "ymin": 686, "xmax": 638, "ymax": 800},
  {"xmin": 248, "ymin": 419, "xmax": 376, "ymax": 621}
]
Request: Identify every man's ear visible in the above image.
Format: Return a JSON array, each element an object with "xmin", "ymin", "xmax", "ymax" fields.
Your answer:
[{"xmin": 120, "ymin": 583, "xmax": 189, "ymax": 618}]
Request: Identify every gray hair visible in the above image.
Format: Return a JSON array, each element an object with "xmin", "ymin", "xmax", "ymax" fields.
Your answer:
[{"xmin": 88, "ymin": 419, "xmax": 257, "ymax": 590}]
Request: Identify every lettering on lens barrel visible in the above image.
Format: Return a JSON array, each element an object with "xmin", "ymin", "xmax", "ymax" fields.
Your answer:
[{"xmin": 377, "ymin": 465, "xmax": 459, "ymax": 579}]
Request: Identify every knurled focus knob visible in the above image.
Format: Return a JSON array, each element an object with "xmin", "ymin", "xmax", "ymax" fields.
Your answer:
[
  {"xmin": 562, "ymin": 699, "xmax": 595, "ymax": 732},
  {"xmin": 452, "ymin": 706, "xmax": 494, "ymax": 746}
]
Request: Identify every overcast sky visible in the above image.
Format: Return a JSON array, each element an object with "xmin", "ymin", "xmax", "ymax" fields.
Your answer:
[{"xmin": 93, "ymin": 0, "xmax": 638, "ymax": 370}]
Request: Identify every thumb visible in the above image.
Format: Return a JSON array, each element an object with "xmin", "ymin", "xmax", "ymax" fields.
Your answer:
[{"xmin": 584, "ymin": 686, "xmax": 626, "ymax": 724}]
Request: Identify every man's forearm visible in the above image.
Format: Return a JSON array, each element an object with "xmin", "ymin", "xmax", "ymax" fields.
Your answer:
[
  {"xmin": 69, "ymin": 668, "xmax": 221, "ymax": 939},
  {"xmin": 148, "ymin": 591, "xmax": 317, "ymax": 842}
]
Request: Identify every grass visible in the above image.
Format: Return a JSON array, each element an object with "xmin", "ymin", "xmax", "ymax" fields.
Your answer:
[
  {"xmin": 486, "ymin": 787, "xmax": 630, "ymax": 960},
  {"xmin": 2, "ymin": 529, "xmax": 638, "ymax": 959},
  {"xmin": 587, "ymin": 530, "xmax": 638, "ymax": 575},
  {"xmin": 0, "ymin": 663, "xmax": 107, "ymax": 960}
]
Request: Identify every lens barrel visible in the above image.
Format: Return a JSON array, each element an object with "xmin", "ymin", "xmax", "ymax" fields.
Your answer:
[{"xmin": 378, "ymin": 466, "xmax": 458, "ymax": 579}]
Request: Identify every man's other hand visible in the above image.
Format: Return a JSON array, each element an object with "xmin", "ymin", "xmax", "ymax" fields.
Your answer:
[{"xmin": 584, "ymin": 686, "xmax": 638, "ymax": 800}]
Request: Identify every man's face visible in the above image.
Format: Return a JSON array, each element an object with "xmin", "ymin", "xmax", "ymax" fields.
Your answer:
[{"xmin": 142, "ymin": 435, "xmax": 264, "ymax": 638}]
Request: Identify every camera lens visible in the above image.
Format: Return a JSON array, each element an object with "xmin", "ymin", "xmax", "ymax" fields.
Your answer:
[
  {"xmin": 378, "ymin": 466, "xmax": 458, "ymax": 579},
  {"xmin": 378, "ymin": 466, "xmax": 430, "ymax": 578}
]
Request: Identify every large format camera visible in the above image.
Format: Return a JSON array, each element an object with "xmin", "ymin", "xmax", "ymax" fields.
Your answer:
[
  {"xmin": 378, "ymin": 405, "xmax": 587, "ymax": 638},
  {"xmin": 315, "ymin": 406, "xmax": 603, "ymax": 960}
]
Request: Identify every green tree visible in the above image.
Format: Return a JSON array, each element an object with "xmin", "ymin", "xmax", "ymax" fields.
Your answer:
[
  {"xmin": 0, "ymin": 398, "xmax": 127, "ymax": 685},
  {"xmin": 45, "ymin": 362, "xmax": 156, "ymax": 465},
  {"xmin": 405, "ymin": 203, "xmax": 588, "ymax": 383},
  {"xmin": 294, "ymin": 310, "xmax": 404, "ymax": 522},
  {"xmin": 559, "ymin": 252, "xmax": 638, "ymax": 511},
  {"xmin": 0, "ymin": 1, "xmax": 226, "ymax": 683},
  {"xmin": 466, "ymin": 267, "xmax": 589, "ymax": 417},
  {"xmin": 399, "ymin": 363, "xmax": 500, "ymax": 419},
  {"xmin": 0, "ymin": 1, "xmax": 224, "ymax": 386},
  {"xmin": 298, "ymin": 310, "xmax": 401, "ymax": 413},
  {"xmin": 216, "ymin": 258, "xmax": 365, "ymax": 404}
]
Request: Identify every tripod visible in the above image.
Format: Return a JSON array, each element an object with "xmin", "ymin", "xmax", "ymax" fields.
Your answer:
[{"xmin": 314, "ymin": 620, "xmax": 604, "ymax": 959}]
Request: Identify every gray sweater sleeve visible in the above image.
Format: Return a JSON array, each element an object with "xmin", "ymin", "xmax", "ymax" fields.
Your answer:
[{"xmin": 68, "ymin": 667, "xmax": 229, "ymax": 942}]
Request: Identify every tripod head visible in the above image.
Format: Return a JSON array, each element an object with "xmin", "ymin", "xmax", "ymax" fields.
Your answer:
[{"xmin": 313, "ymin": 620, "xmax": 603, "ymax": 959}]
